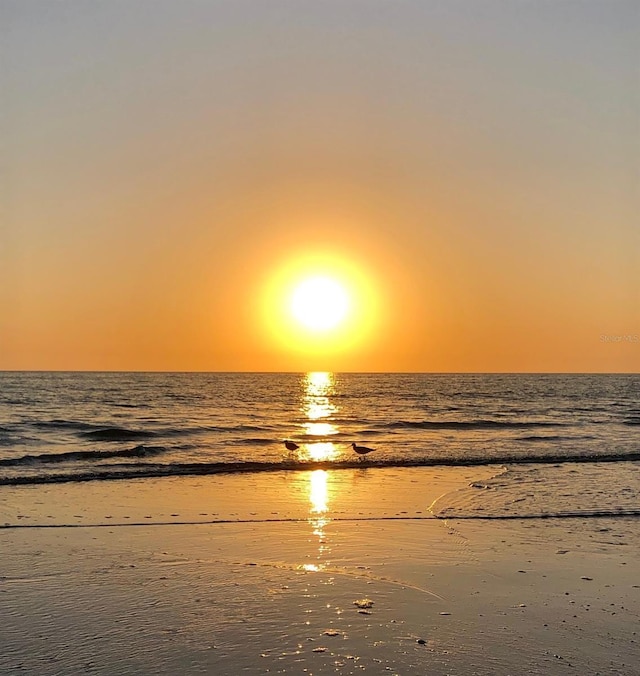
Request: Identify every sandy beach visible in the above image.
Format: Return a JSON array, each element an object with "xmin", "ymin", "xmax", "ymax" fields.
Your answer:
[{"xmin": 2, "ymin": 467, "xmax": 638, "ymax": 675}]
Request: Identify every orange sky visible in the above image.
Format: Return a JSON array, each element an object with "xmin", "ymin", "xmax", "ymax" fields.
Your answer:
[{"xmin": 2, "ymin": 1, "xmax": 638, "ymax": 372}]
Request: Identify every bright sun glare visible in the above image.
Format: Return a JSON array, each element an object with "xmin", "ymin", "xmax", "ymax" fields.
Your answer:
[
  {"xmin": 290, "ymin": 276, "xmax": 350, "ymax": 332},
  {"xmin": 260, "ymin": 251, "xmax": 380, "ymax": 359}
]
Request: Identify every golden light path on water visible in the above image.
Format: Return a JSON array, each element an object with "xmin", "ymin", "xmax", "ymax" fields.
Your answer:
[
  {"xmin": 304, "ymin": 469, "xmax": 331, "ymax": 573},
  {"xmin": 309, "ymin": 469, "xmax": 329, "ymax": 514},
  {"xmin": 301, "ymin": 371, "xmax": 339, "ymax": 462},
  {"xmin": 300, "ymin": 373, "xmax": 337, "ymax": 572}
]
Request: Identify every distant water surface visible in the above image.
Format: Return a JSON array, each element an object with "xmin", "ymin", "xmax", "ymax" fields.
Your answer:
[{"xmin": 1, "ymin": 372, "xmax": 638, "ymax": 519}]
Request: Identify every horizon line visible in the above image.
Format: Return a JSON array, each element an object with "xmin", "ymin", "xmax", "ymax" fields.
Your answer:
[{"xmin": 1, "ymin": 370, "xmax": 638, "ymax": 376}]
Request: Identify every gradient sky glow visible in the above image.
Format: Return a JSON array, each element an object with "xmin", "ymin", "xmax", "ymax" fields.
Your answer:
[{"xmin": 2, "ymin": 0, "xmax": 639, "ymax": 372}]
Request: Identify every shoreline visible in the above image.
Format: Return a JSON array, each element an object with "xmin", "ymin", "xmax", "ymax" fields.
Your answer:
[
  {"xmin": 4, "ymin": 451, "xmax": 640, "ymax": 490},
  {"xmin": 1, "ymin": 465, "xmax": 502, "ymax": 528}
]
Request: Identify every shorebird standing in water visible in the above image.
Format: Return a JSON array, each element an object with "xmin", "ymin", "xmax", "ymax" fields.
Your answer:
[
  {"xmin": 351, "ymin": 442, "xmax": 375, "ymax": 460},
  {"xmin": 284, "ymin": 440, "xmax": 300, "ymax": 452}
]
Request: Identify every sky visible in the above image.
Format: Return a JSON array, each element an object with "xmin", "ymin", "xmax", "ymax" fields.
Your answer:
[{"xmin": 2, "ymin": 0, "xmax": 638, "ymax": 372}]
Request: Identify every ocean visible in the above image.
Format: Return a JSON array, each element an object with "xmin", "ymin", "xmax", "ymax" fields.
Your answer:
[{"xmin": 1, "ymin": 372, "xmax": 638, "ymax": 520}]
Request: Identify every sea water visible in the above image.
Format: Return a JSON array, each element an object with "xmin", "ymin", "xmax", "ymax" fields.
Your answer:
[{"xmin": 0, "ymin": 372, "xmax": 638, "ymax": 520}]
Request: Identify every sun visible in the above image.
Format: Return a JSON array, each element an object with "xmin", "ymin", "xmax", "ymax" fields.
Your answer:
[
  {"xmin": 290, "ymin": 276, "xmax": 350, "ymax": 332},
  {"xmin": 258, "ymin": 250, "xmax": 381, "ymax": 360}
]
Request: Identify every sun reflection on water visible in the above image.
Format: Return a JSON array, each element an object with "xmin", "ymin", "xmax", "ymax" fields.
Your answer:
[
  {"xmin": 293, "ymin": 375, "xmax": 339, "ymax": 575},
  {"xmin": 306, "ymin": 441, "xmax": 336, "ymax": 462},
  {"xmin": 309, "ymin": 468, "xmax": 328, "ymax": 513},
  {"xmin": 303, "ymin": 372, "xmax": 337, "ymax": 417},
  {"xmin": 301, "ymin": 372, "xmax": 339, "ymax": 462},
  {"xmin": 305, "ymin": 469, "xmax": 331, "ymax": 572},
  {"xmin": 304, "ymin": 421, "xmax": 337, "ymax": 438}
]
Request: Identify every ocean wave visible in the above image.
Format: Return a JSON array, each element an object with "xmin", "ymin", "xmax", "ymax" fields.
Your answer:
[
  {"xmin": 25, "ymin": 420, "xmax": 161, "ymax": 443},
  {"xmin": 32, "ymin": 419, "xmax": 97, "ymax": 431},
  {"xmin": 206, "ymin": 424, "xmax": 273, "ymax": 433},
  {"xmin": 229, "ymin": 437, "xmax": 275, "ymax": 446},
  {"xmin": 27, "ymin": 419, "xmax": 275, "ymax": 440},
  {"xmin": 0, "ymin": 445, "xmax": 167, "ymax": 467},
  {"xmin": 0, "ymin": 427, "xmax": 17, "ymax": 446},
  {"xmin": 81, "ymin": 427, "xmax": 158, "ymax": 441},
  {"xmin": 1, "ymin": 451, "xmax": 639, "ymax": 486},
  {"xmin": 514, "ymin": 434, "xmax": 597, "ymax": 442},
  {"xmin": 380, "ymin": 419, "xmax": 567, "ymax": 430}
]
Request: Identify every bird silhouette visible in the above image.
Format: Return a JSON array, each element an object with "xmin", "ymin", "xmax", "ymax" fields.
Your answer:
[
  {"xmin": 351, "ymin": 442, "xmax": 375, "ymax": 459},
  {"xmin": 284, "ymin": 440, "xmax": 300, "ymax": 452}
]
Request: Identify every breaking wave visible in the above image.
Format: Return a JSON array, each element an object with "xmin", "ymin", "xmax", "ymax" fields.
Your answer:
[
  {"xmin": 0, "ymin": 445, "xmax": 167, "ymax": 467},
  {"xmin": 2, "ymin": 450, "xmax": 639, "ymax": 486}
]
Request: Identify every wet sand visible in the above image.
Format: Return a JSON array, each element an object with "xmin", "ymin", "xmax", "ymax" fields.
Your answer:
[{"xmin": 2, "ymin": 468, "xmax": 638, "ymax": 674}]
